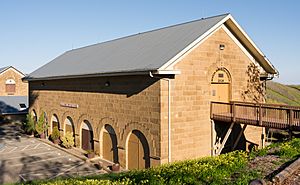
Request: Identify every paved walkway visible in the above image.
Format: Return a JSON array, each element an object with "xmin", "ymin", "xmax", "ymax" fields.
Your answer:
[{"xmin": 0, "ymin": 122, "xmax": 106, "ymax": 184}]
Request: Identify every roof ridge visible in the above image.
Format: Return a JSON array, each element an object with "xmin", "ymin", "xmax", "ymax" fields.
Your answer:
[{"xmin": 67, "ymin": 13, "xmax": 230, "ymax": 53}]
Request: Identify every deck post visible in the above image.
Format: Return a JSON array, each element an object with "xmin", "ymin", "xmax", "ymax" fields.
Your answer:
[
  {"xmin": 211, "ymin": 120, "xmax": 216, "ymax": 156},
  {"xmin": 232, "ymin": 102, "xmax": 236, "ymax": 123},
  {"xmin": 289, "ymin": 109, "xmax": 294, "ymax": 139},
  {"xmin": 259, "ymin": 104, "xmax": 262, "ymax": 126},
  {"xmin": 210, "ymin": 102, "xmax": 213, "ymax": 119},
  {"xmin": 216, "ymin": 122, "xmax": 234, "ymax": 155}
]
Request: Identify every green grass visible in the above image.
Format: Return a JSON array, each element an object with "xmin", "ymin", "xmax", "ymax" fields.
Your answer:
[
  {"xmin": 17, "ymin": 138, "xmax": 300, "ymax": 185},
  {"xmin": 266, "ymin": 81, "xmax": 300, "ymax": 106}
]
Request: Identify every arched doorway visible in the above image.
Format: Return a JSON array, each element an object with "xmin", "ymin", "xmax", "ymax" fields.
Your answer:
[
  {"xmin": 81, "ymin": 120, "xmax": 94, "ymax": 151},
  {"xmin": 51, "ymin": 114, "xmax": 60, "ymax": 132},
  {"xmin": 127, "ymin": 130, "xmax": 150, "ymax": 170},
  {"xmin": 211, "ymin": 69, "xmax": 231, "ymax": 102},
  {"xmin": 64, "ymin": 116, "xmax": 75, "ymax": 145},
  {"xmin": 102, "ymin": 124, "xmax": 118, "ymax": 163}
]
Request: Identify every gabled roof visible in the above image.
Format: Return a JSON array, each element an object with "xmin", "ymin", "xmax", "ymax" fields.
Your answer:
[
  {"xmin": 0, "ymin": 66, "xmax": 10, "ymax": 74},
  {"xmin": 0, "ymin": 66, "xmax": 25, "ymax": 77},
  {"xmin": 25, "ymin": 13, "xmax": 278, "ymax": 81}
]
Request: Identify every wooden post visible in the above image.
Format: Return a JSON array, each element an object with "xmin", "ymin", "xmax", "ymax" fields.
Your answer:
[
  {"xmin": 259, "ymin": 104, "xmax": 262, "ymax": 126},
  {"xmin": 211, "ymin": 120, "xmax": 216, "ymax": 156},
  {"xmin": 210, "ymin": 102, "xmax": 213, "ymax": 119},
  {"xmin": 289, "ymin": 109, "xmax": 294, "ymax": 139},
  {"xmin": 232, "ymin": 102, "xmax": 236, "ymax": 123},
  {"xmin": 216, "ymin": 122, "xmax": 234, "ymax": 155}
]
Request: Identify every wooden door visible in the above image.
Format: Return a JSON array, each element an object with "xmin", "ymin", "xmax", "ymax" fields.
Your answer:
[
  {"xmin": 128, "ymin": 134, "xmax": 143, "ymax": 170},
  {"xmin": 82, "ymin": 129, "xmax": 93, "ymax": 151},
  {"xmin": 211, "ymin": 83, "xmax": 230, "ymax": 102},
  {"xmin": 103, "ymin": 132, "xmax": 113, "ymax": 161}
]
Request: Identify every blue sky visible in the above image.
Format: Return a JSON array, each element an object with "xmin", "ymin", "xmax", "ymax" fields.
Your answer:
[{"xmin": 0, "ymin": 1, "xmax": 299, "ymax": 84}]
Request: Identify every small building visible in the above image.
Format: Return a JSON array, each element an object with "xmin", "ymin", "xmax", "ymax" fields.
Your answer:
[
  {"xmin": 24, "ymin": 14, "xmax": 278, "ymax": 170},
  {"xmin": 0, "ymin": 66, "xmax": 28, "ymax": 120}
]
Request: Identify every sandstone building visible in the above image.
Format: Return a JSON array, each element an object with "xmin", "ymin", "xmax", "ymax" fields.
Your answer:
[
  {"xmin": 24, "ymin": 14, "xmax": 278, "ymax": 170},
  {"xmin": 0, "ymin": 66, "xmax": 28, "ymax": 115}
]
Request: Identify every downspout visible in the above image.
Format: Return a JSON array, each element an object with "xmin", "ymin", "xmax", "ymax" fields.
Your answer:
[{"xmin": 149, "ymin": 72, "xmax": 171, "ymax": 163}]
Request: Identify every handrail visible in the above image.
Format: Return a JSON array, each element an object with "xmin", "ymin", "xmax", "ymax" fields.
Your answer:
[{"xmin": 210, "ymin": 101, "xmax": 300, "ymax": 131}]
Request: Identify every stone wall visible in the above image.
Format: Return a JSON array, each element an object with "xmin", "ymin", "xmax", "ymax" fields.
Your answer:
[{"xmin": 29, "ymin": 75, "xmax": 161, "ymax": 168}]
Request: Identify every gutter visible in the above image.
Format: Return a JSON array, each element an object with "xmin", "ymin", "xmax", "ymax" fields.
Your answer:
[{"xmin": 22, "ymin": 70, "xmax": 180, "ymax": 82}]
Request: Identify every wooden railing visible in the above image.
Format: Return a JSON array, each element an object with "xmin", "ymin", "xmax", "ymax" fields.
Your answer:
[{"xmin": 210, "ymin": 101, "xmax": 300, "ymax": 131}]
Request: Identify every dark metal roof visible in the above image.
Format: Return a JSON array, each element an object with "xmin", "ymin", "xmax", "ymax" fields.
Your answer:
[
  {"xmin": 26, "ymin": 14, "xmax": 229, "ymax": 80},
  {"xmin": 0, "ymin": 96, "xmax": 28, "ymax": 114},
  {"xmin": 0, "ymin": 66, "xmax": 9, "ymax": 74}
]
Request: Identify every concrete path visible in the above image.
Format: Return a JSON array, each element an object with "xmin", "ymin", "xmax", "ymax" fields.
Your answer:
[{"xmin": 0, "ymin": 123, "xmax": 106, "ymax": 184}]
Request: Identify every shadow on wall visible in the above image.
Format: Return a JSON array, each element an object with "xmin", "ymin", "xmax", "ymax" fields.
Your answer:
[{"xmin": 28, "ymin": 75, "xmax": 169, "ymax": 97}]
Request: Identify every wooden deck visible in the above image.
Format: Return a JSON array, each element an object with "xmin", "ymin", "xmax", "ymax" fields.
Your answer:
[{"xmin": 210, "ymin": 101, "xmax": 300, "ymax": 131}]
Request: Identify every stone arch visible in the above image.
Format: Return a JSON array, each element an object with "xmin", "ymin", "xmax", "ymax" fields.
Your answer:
[
  {"xmin": 120, "ymin": 122, "xmax": 156, "ymax": 153},
  {"xmin": 207, "ymin": 63, "xmax": 233, "ymax": 85},
  {"xmin": 80, "ymin": 120, "xmax": 94, "ymax": 151},
  {"xmin": 126, "ymin": 130, "xmax": 150, "ymax": 170},
  {"xmin": 61, "ymin": 111, "xmax": 76, "ymax": 134},
  {"xmin": 76, "ymin": 114, "xmax": 94, "ymax": 134},
  {"xmin": 100, "ymin": 124, "xmax": 119, "ymax": 163}
]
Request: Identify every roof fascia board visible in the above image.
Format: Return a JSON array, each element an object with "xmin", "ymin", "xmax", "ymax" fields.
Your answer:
[
  {"xmin": 159, "ymin": 14, "xmax": 230, "ymax": 70},
  {"xmin": 154, "ymin": 70, "xmax": 181, "ymax": 75},
  {"xmin": 225, "ymin": 15, "xmax": 278, "ymax": 74}
]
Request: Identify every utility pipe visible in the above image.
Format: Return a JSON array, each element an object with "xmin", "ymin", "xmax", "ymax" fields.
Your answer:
[{"xmin": 149, "ymin": 72, "xmax": 171, "ymax": 163}]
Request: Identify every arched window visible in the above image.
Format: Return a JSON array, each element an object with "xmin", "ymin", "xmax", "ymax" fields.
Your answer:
[{"xmin": 5, "ymin": 79, "xmax": 16, "ymax": 94}]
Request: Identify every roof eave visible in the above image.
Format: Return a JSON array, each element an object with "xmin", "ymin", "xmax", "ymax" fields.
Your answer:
[
  {"xmin": 23, "ymin": 70, "xmax": 181, "ymax": 82},
  {"xmin": 224, "ymin": 15, "xmax": 278, "ymax": 75}
]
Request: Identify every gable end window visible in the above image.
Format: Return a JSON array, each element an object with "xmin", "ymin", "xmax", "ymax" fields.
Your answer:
[{"xmin": 5, "ymin": 79, "xmax": 16, "ymax": 95}]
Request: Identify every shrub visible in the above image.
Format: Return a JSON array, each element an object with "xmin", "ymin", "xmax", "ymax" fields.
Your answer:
[
  {"xmin": 51, "ymin": 126, "xmax": 60, "ymax": 141},
  {"xmin": 35, "ymin": 113, "xmax": 47, "ymax": 136},
  {"xmin": 61, "ymin": 132, "xmax": 74, "ymax": 149},
  {"xmin": 275, "ymin": 138, "xmax": 300, "ymax": 158},
  {"xmin": 23, "ymin": 114, "xmax": 35, "ymax": 135}
]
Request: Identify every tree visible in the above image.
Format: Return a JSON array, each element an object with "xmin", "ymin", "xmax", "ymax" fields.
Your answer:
[
  {"xmin": 35, "ymin": 113, "xmax": 47, "ymax": 137},
  {"xmin": 24, "ymin": 114, "xmax": 35, "ymax": 135}
]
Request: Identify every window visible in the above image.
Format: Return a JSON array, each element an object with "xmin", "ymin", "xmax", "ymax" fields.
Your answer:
[{"xmin": 5, "ymin": 79, "xmax": 16, "ymax": 95}]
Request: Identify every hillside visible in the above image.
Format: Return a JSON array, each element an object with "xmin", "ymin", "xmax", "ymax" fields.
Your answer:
[{"xmin": 266, "ymin": 81, "xmax": 300, "ymax": 106}]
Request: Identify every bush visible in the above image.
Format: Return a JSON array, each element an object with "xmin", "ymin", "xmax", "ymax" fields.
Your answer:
[
  {"xmin": 61, "ymin": 132, "xmax": 74, "ymax": 149},
  {"xmin": 275, "ymin": 138, "xmax": 300, "ymax": 158},
  {"xmin": 23, "ymin": 114, "xmax": 35, "ymax": 135},
  {"xmin": 35, "ymin": 113, "xmax": 47, "ymax": 136},
  {"xmin": 50, "ymin": 126, "xmax": 60, "ymax": 141}
]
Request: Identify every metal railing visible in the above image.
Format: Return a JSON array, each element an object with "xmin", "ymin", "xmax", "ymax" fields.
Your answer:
[{"xmin": 210, "ymin": 101, "xmax": 300, "ymax": 131}]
